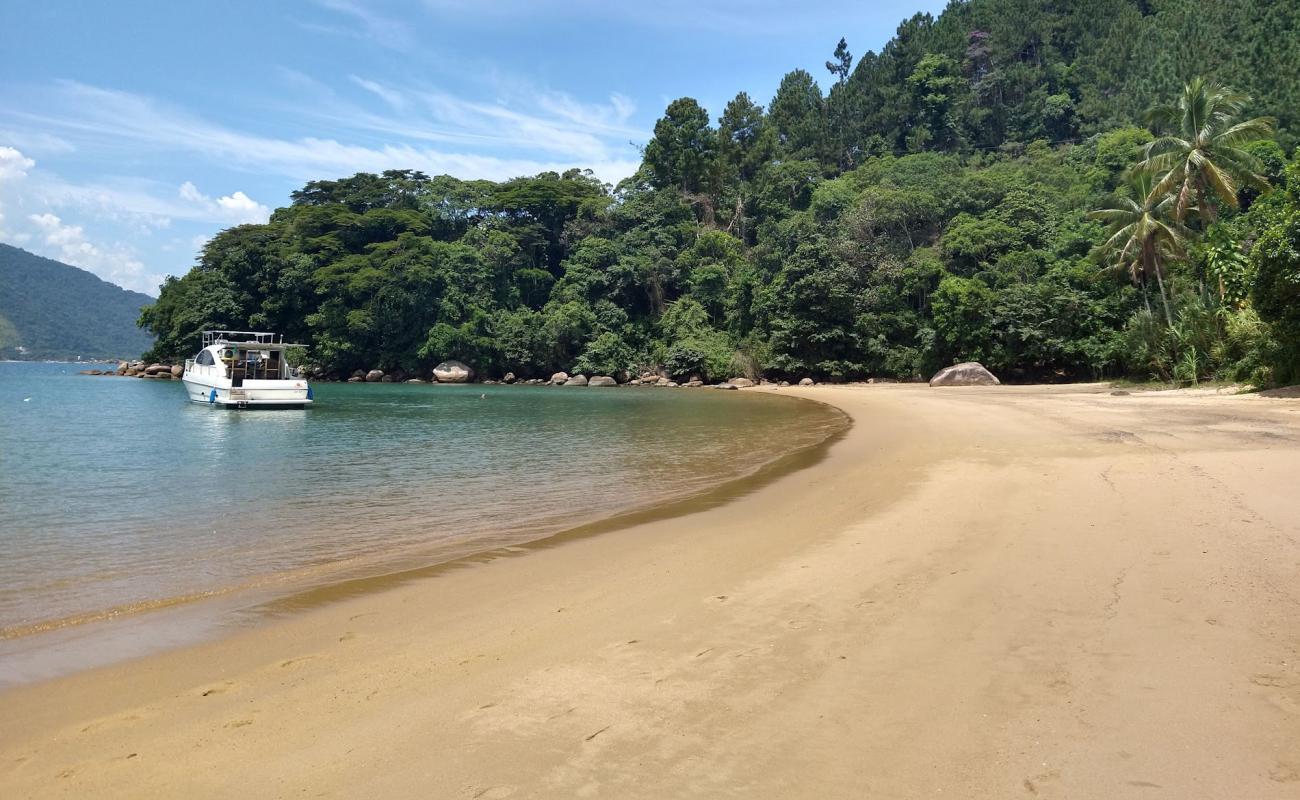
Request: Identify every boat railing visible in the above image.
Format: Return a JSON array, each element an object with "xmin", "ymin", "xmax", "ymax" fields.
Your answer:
[{"xmin": 201, "ymin": 330, "xmax": 281, "ymax": 348}]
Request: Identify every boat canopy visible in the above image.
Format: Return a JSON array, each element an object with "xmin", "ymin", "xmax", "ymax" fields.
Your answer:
[{"xmin": 201, "ymin": 330, "xmax": 308, "ymax": 349}]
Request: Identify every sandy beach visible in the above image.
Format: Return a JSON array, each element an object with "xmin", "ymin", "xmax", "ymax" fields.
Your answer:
[{"xmin": 2, "ymin": 383, "xmax": 1298, "ymax": 799}]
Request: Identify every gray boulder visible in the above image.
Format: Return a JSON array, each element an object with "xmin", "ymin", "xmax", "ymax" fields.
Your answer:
[
  {"xmin": 728, "ymin": 377, "xmax": 755, "ymax": 388},
  {"xmin": 714, "ymin": 383, "xmax": 739, "ymax": 390},
  {"xmin": 550, "ymin": 371, "xmax": 569, "ymax": 385},
  {"xmin": 433, "ymin": 360, "xmax": 473, "ymax": 383},
  {"xmin": 929, "ymin": 361, "xmax": 1000, "ymax": 387},
  {"xmin": 564, "ymin": 374, "xmax": 589, "ymax": 386},
  {"xmin": 502, "ymin": 372, "xmax": 516, "ymax": 384},
  {"xmin": 365, "ymin": 369, "xmax": 384, "ymax": 382},
  {"xmin": 798, "ymin": 378, "xmax": 815, "ymax": 386},
  {"xmin": 589, "ymin": 376, "xmax": 617, "ymax": 387}
]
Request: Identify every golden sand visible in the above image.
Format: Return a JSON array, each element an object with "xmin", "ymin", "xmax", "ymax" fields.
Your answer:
[{"xmin": 2, "ymin": 383, "xmax": 1298, "ymax": 798}]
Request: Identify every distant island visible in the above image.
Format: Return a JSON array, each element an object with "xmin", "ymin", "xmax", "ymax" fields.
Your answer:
[
  {"xmin": 0, "ymin": 243, "xmax": 156, "ymax": 361},
  {"xmin": 135, "ymin": 0, "xmax": 1298, "ymax": 387}
]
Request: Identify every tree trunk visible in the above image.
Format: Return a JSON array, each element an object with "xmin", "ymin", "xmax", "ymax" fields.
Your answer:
[
  {"xmin": 1145, "ymin": 236, "xmax": 1175, "ymax": 327},
  {"xmin": 1153, "ymin": 265, "xmax": 1175, "ymax": 328}
]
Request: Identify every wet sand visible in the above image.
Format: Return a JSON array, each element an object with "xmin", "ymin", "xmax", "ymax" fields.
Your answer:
[{"xmin": 2, "ymin": 383, "xmax": 1298, "ymax": 798}]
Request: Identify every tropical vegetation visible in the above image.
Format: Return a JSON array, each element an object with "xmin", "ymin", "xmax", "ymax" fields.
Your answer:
[{"xmin": 141, "ymin": 0, "xmax": 1300, "ymax": 386}]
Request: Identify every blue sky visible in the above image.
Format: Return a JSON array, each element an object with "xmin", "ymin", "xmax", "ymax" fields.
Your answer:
[{"xmin": 0, "ymin": 0, "xmax": 948, "ymax": 295}]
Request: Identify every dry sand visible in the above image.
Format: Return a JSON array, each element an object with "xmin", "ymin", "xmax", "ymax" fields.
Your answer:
[{"xmin": 2, "ymin": 383, "xmax": 1299, "ymax": 799}]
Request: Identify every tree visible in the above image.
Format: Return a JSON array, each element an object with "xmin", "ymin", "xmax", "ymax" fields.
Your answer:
[
  {"xmin": 1250, "ymin": 156, "xmax": 1300, "ymax": 384},
  {"xmin": 1089, "ymin": 170, "xmax": 1190, "ymax": 325},
  {"xmin": 825, "ymin": 38, "xmax": 853, "ymax": 84},
  {"xmin": 768, "ymin": 70, "xmax": 826, "ymax": 163},
  {"xmin": 1139, "ymin": 77, "xmax": 1276, "ymax": 224},
  {"xmin": 644, "ymin": 98, "xmax": 717, "ymax": 196}
]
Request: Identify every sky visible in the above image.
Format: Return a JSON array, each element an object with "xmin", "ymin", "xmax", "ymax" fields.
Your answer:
[{"xmin": 0, "ymin": 0, "xmax": 948, "ymax": 296}]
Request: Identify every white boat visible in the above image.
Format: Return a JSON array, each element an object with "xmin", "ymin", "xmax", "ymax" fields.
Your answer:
[{"xmin": 182, "ymin": 330, "xmax": 312, "ymax": 408}]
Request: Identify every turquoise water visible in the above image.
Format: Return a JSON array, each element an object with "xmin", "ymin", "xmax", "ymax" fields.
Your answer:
[{"xmin": 0, "ymin": 362, "xmax": 842, "ymax": 682}]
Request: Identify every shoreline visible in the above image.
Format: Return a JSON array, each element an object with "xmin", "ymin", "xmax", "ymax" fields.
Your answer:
[
  {"xmin": 0, "ymin": 389, "xmax": 847, "ymax": 687},
  {"xmin": 3, "ymin": 384, "xmax": 1299, "ymax": 798}
]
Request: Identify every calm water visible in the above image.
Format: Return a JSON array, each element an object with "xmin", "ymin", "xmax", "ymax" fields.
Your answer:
[{"xmin": 0, "ymin": 362, "xmax": 843, "ymax": 683}]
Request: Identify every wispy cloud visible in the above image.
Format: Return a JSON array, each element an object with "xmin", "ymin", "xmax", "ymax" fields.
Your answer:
[
  {"xmin": 309, "ymin": 0, "xmax": 415, "ymax": 50},
  {"xmin": 6, "ymin": 80, "xmax": 642, "ymax": 184},
  {"xmin": 418, "ymin": 0, "xmax": 901, "ymax": 37},
  {"xmin": 349, "ymin": 75, "xmax": 407, "ymax": 110}
]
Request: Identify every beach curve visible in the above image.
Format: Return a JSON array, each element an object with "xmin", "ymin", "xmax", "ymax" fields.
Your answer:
[{"xmin": 1, "ymin": 383, "xmax": 1299, "ymax": 799}]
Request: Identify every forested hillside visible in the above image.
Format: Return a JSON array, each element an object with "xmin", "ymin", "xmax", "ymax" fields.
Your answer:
[
  {"xmin": 0, "ymin": 244, "xmax": 155, "ymax": 360},
  {"xmin": 142, "ymin": 0, "xmax": 1300, "ymax": 385}
]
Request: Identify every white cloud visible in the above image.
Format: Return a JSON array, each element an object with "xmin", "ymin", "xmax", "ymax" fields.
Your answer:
[
  {"xmin": 0, "ymin": 146, "xmax": 35, "ymax": 180},
  {"xmin": 177, "ymin": 181, "xmax": 270, "ymax": 225},
  {"xmin": 26, "ymin": 211, "xmax": 164, "ymax": 295}
]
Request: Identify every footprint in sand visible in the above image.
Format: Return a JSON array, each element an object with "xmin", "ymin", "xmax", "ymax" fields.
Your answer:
[
  {"xmin": 472, "ymin": 787, "xmax": 516, "ymax": 799},
  {"xmin": 279, "ymin": 656, "xmax": 316, "ymax": 669}
]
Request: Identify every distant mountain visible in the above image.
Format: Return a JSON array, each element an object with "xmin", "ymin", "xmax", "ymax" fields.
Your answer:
[{"xmin": 0, "ymin": 243, "xmax": 156, "ymax": 361}]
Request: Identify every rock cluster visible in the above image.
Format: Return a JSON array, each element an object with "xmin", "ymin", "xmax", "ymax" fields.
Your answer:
[{"xmin": 105, "ymin": 360, "xmax": 183, "ymax": 379}]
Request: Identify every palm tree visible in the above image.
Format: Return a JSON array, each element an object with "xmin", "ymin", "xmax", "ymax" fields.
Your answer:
[
  {"xmin": 1139, "ymin": 77, "xmax": 1276, "ymax": 224},
  {"xmin": 1089, "ymin": 170, "xmax": 1191, "ymax": 326}
]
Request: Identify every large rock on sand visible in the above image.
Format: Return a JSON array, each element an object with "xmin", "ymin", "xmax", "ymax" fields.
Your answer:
[
  {"xmin": 929, "ymin": 361, "xmax": 1000, "ymax": 387},
  {"xmin": 564, "ymin": 374, "xmax": 589, "ymax": 386},
  {"xmin": 588, "ymin": 376, "xmax": 617, "ymax": 387},
  {"xmin": 728, "ymin": 377, "xmax": 755, "ymax": 388},
  {"xmin": 433, "ymin": 360, "xmax": 473, "ymax": 383}
]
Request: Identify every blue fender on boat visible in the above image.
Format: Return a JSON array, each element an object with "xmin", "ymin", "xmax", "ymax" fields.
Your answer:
[
  {"xmin": 208, "ymin": 388, "xmax": 217, "ymax": 404},
  {"xmin": 307, "ymin": 386, "xmax": 314, "ymax": 401}
]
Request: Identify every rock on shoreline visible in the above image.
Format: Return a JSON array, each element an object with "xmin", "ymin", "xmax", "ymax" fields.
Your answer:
[
  {"xmin": 929, "ymin": 362, "xmax": 1000, "ymax": 387},
  {"xmin": 433, "ymin": 360, "xmax": 473, "ymax": 383}
]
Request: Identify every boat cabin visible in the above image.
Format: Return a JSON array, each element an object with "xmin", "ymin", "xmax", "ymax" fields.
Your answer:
[{"xmin": 188, "ymin": 331, "xmax": 306, "ymax": 386}]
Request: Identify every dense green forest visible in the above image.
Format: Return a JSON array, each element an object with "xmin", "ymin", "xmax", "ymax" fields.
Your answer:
[
  {"xmin": 0, "ymin": 243, "xmax": 156, "ymax": 360},
  {"xmin": 142, "ymin": 0, "xmax": 1300, "ymax": 385}
]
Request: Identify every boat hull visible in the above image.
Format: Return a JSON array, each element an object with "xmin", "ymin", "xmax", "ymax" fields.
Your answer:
[{"xmin": 182, "ymin": 376, "xmax": 312, "ymax": 408}]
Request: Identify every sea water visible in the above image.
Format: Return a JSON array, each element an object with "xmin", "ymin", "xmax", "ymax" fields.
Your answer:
[{"xmin": 0, "ymin": 362, "xmax": 844, "ymax": 683}]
